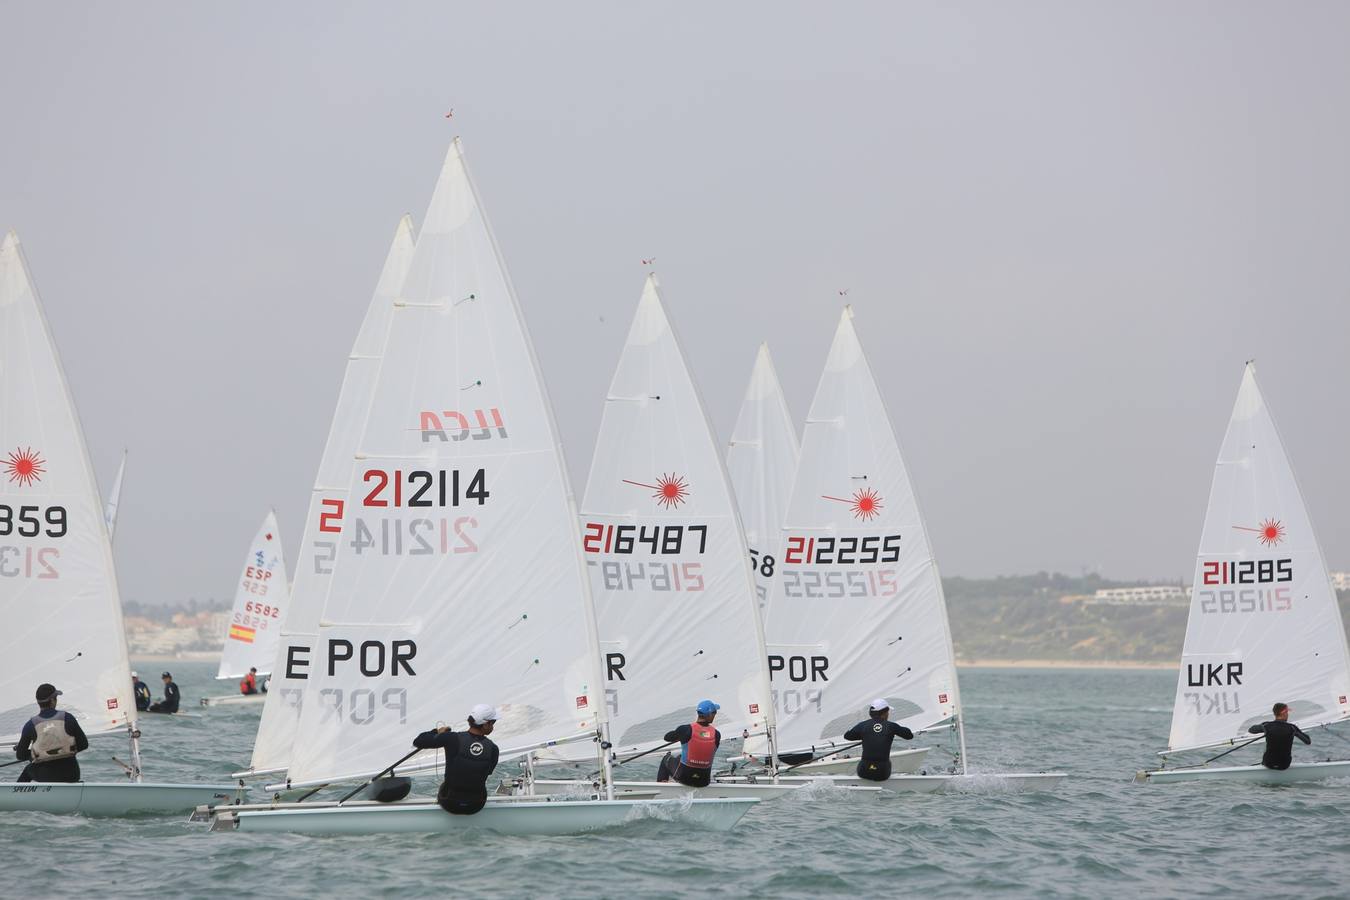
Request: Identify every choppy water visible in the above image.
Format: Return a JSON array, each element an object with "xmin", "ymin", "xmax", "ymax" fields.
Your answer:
[{"xmin": 4, "ymin": 663, "xmax": 1349, "ymax": 898}]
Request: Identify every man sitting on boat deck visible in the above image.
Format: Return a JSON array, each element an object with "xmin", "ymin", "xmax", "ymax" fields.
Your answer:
[
  {"xmin": 148, "ymin": 671, "xmax": 181, "ymax": 714},
  {"xmin": 13, "ymin": 683, "xmax": 89, "ymax": 783},
  {"xmin": 656, "ymin": 700, "xmax": 721, "ymax": 787},
  {"xmin": 131, "ymin": 671, "xmax": 152, "ymax": 711},
  {"xmin": 1248, "ymin": 702, "xmax": 1311, "ymax": 770},
  {"xmin": 843, "ymin": 699, "xmax": 914, "ymax": 781},
  {"xmin": 239, "ymin": 667, "xmax": 260, "ymax": 696},
  {"xmin": 413, "ymin": 704, "xmax": 500, "ymax": 815}
]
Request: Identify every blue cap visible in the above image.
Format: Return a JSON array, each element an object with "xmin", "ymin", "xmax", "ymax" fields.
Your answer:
[{"xmin": 697, "ymin": 699, "xmax": 720, "ymax": 716}]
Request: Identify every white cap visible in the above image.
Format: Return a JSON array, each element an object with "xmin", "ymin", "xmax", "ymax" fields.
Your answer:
[
  {"xmin": 869, "ymin": 698, "xmax": 890, "ymax": 712},
  {"xmin": 130, "ymin": 671, "xmax": 138, "ymax": 678},
  {"xmin": 469, "ymin": 703, "xmax": 499, "ymax": 724}
]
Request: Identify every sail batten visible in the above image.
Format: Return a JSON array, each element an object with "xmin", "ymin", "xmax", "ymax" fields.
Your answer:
[{"xmin": 1166, "ymin": 363, "xmax": 1350, "ymax": 750}]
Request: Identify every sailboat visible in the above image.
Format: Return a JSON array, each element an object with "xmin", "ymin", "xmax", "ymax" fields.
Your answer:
[
  {"xmin": 723, "ymin": 343, "xmax": 926, "ymax": 778},
  {"xmin": 207, "ymin": 141, "xmax": 756, "ymax": 834},
  {"xmin": 239, "ymin": 216, "xmax": 415, "ymax": 778},
  {"xmin": 200, "ymin": 511, "xmax": 290, "ymax": 707},
  {"xmin": 737, "ymin": 307, "xmax": 1063, "ymax": 793},
  {"xmin": 103, "ymin": 450, "xmax": 126, "ymax": 539},
  {"xmin": 522, "ymin": 277, "xmax": 795, "ymax": 800},
  {"xmin": 0, "ymin": 231, "xmax": 242, "ymax": 814},
  {"xmin": 1136, "ymin": 363, "xmax": 1350, "ymax": 784}
]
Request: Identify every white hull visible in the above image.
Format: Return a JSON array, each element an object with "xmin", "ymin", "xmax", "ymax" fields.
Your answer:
[
  {"xmin": 1136, "ymin": 760, "xmax": 1350, "ymax": 785},
  {"xmin": 0, "ymin": 781, "xmax": 245, "ymax": 816},
  {"xmin": 786, "ymin": 747, "xmax": 929, "ymax": 776},
  {"xmin": 526, "ymin": 779, "xmax": 799, "ymax": 800},
  {"xmin": 217, "ymin": 797, "xmax": 759, "ymax": 835},
  {"xmin": 747, "ymin": 772, "xmax": 1067, "ymax": 794},
  {"xmin": 199, "ymin": 694, "xmax": 266, "ymax": 707}
]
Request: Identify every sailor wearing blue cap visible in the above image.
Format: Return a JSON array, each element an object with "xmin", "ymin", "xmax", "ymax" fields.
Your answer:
[{"xmin": 656, "ymin": 700, "xmax": 721, "ymax": 787}]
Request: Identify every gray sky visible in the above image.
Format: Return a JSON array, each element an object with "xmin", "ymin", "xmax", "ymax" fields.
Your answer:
[{"xmin": 3, "ymin": 2, "xmax": 1349, "ymax": 606}]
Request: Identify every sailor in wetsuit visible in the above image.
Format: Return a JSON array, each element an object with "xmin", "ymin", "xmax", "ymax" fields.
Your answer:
[
  {"xmin": 240, "ymin": 667, "xmax": 260, "ymax": 695},
  {"xmin": 131, "ymin": 671, "xmax": 152, "ymax": 711},
  {"xmin": 1247, "ymin": 702, "xmax": 1311, "ymax": 770},
  {"xmin": 656, "ymin": 700, "xmax": 722, "ymax": 788},
  {"xmin": 413, "ymin": 704, "xmax": 500, "ymax": 815},
  {"xmin": 843, "ymin": 699, "xmax": 914, "ymax": 781},
  {"xmin": 148, "ymin": 671, "xmax": 180, "ymax": 714},
  {"xmin": 13, "ymin": 683, "xmax": 89, "ymax": 783}
]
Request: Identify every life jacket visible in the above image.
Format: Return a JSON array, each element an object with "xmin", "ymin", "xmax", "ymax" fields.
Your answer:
[
  {"xmin": 682, "ymin": 720, "xmax": 718, "ymax": 769},
  {"xmin": 29, "ymin": 712, "xmax": 77, "ymax": 762},
  {"xmin": 240, "ymin": 673, "xmax": 256, "ymax": 694}
]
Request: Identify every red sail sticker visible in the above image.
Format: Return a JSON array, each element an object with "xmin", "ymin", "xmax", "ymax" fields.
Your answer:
[
  {"xmin": 938, "ymin": 693, "xmax": 948, "ymax": 704},
  {"xmin": 749, "ymin": 703, "xmax": 759, "ymax": 714},
  {"xmin": 106, "ymin": 698, "xmax": 118, "ymax": 709},
  {"xmin": 575, "ymin": 696, "xmax": 588, "ymax": 709}
]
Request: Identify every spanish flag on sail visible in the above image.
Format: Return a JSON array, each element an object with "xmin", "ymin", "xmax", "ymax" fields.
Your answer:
[{"xmin": 228, "ymin": 623, "xmax": 256, "ymax": 643}]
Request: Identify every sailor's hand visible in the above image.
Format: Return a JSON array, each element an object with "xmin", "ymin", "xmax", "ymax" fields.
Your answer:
[{"xmin": 436, "ymin": 725, "xmax": 450, "ymax": 734}]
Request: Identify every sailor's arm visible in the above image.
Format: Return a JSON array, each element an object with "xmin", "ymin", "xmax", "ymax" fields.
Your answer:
[
  {"xmin": 1247, "ymin": 723, "xmax": 1267, "ymax": 735},
  {"xmin": 892, "ymin": 723, "xmax": 914, "ymax": 740},
  {"xmin": 13, "ymin": 722, "xmax": 35, "ymax": 761},
  {"xmin": 1292, "ymin": 724, "xmax": 1312, "ymax": 745},
  {"xmin": 66, "ymin": 715, "xmax": 89, "ymax": 753},
  {"xmin": 663, "ymin": 725, "xmax": 691, "ymax": 744},
  {"xmin": 843, "ymin": 724, "xmax": 864, "ymax": 740},
  {"xmin": 411, "ymin": 727, "xmax": 456, "ymax": 751}
]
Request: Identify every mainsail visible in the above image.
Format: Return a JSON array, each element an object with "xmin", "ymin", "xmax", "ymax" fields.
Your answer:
[
  {"xmin": 727, "ymin": 343, "xmax": 800, "ymax": 608},
  {"xmin": 248, "ymin": 216, "xmax": 415, "ymax": 774},
  {"xmin": 759, "ymin": 307, "xmax": 959, "ymax": 753},
  {"xmin": 216, "ymin": 511, "xmax": 290, "ymax": 680},
  {"xmin": 284, "ymin": 140, "xmax": 607, "ymax": 787},
  {"xmin": 0, "ymin": 232, "xmax": 136, "ymax": 742},
  {"xmin": 580, "ymin": 276, "xmax": 774, "ymax": 754},
  {"xmin": 1166, "ymin": 363, "xmax": 1350, "ymax": 752}
]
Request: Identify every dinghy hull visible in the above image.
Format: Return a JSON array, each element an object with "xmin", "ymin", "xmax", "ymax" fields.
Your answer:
[
  {"xmin": 739, "ymin": 772, "xmax": 1066, "ymax": 793},
  {"xmin": 219, "ymin": 797, "xmax": 758, "ymax": 835},
  {"xmin": 1135, "ymin": 760, "xmax": 1350, "ymax": 785},
  {"xmin": 525, "ymin": 779, "xmax": 799, "ymax": 800},
  {"xmin": 0, "ymin": 781, "xmax": 245, "ymax": 816},
  {"xmin": 200, "ymin": 694, "xmax": 266, "ymax": 707}
]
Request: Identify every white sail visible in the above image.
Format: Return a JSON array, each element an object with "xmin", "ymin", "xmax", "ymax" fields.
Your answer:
[
  {"xmin": 216, "ymin": 511, "xmax": 289, "ymax": 680},
  {"xmin": 1167, "ymin": 363, "xmax": 1350, "ymax": 751},
  {"xmin": 285, "ymin": 140, "xmax": 606, "ymax": 787},
  {"xmin": 249, "ymin": 215, "xmax": 415, "ymax": 774},
  {"xmin": 727, "ymin": 343, "xmax": 800, "ymax": 609},
  {"xmin": 579, "ymin": 276, "xmax": 774, "ymax": 754},
  {"xmin": 758, "ymin": 307, "xmax": 959, "ymax": 754},
  {"xmin": 0, "ymin": 232, "xmax": 136, "ymax": 742},
  {"xmin": 103, "ymin": 450, "xmax": 126, "ymax": 540}
]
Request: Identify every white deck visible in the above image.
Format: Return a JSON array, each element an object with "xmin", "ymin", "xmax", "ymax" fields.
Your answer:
[
  {"xmin": 199, "ymin": 694, "xmax": 266, "ymax": 707},
  {"xmin": 526, "ymin": 779, "xmax": 799, "ymax": 800}
]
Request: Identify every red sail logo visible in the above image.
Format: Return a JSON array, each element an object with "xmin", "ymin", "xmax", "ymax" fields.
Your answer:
[
  {"xmin": 1232, "ymin": 518, "xmax": 1285, "ymax": 547},
  {"xmin": 623, "ymin": 473, "xmax": 689, "ymax": 509},
  {"xmin": 823, "ymin": 487, "xmax": 884, "ymax": 521},
  {"xmin": 3, "ymin": 447, "xmax": 46, "ymax": 487}
]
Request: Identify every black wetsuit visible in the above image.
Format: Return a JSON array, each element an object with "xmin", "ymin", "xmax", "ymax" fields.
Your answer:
[
  {"xmin": 149, "ymin": 681, "xmax": 180, "ymax": 714},
  {"xmin": 843, "ymin": 719, "xmax": 914, "ymax": 781},
  {"xmin": 1247, "ymin": 720, "xmax": 1311, "ymax": 770},
  {"xmin": 133, "ymin": 681, "xmax": 152, "ymax": 711},
  {"xmin": 413, "ymin": 729, "xmax": 499, "ymax": 814},
  {"xmin": 14, "ymin": 709, "xmax": 89, "ymax": 783},
  {"xmin": 658, "ymin": 723, "xmax": 722, "ymax": 787}
]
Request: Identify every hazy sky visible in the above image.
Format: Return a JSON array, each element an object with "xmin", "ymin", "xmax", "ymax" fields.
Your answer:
[{"xmin": 3, "ymin": 3, "xmax": 1349, "ymax": 606}]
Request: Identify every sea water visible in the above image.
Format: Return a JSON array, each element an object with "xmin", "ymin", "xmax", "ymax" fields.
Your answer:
[{"xmin": 2, "ymin": 663, "xmax": 1347, "ymax": 899}]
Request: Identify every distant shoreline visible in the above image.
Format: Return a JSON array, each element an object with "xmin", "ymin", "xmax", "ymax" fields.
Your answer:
[{"xmin": 957, "ymin": 658, "xmax": 1175, "ymax": 671}]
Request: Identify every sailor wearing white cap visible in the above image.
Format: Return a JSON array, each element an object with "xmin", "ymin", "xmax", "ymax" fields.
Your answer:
[
  {"xmin": 842, "ymin": 699, "xmax": 914, "ymax": 781},
  {"xmin": 412, "ymin": 703, "xmax": 501, "ymax": 814}
]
